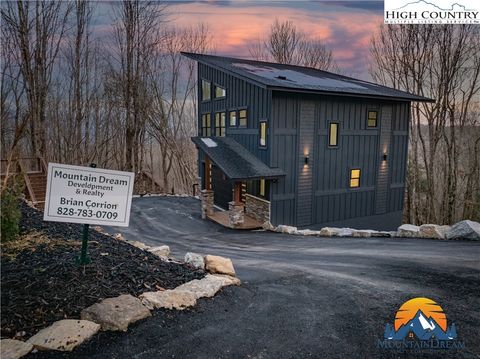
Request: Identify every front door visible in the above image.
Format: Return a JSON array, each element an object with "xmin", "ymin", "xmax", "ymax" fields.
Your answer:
[{"xmin": 211, "ymin": 165, "xmax": 232, "ymax": 210}]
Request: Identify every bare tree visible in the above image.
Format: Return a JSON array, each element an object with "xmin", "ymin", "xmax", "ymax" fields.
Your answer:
[
  {"xmin": 249, "ymin": 19, "xmax": 336, "ymax": 71},
  {"xmin": 370, "ymin": 24, "xmax": 480, "ymax": 224}
]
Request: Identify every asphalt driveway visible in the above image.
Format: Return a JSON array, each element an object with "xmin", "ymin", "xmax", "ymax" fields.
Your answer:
[{"xmin": 33, "ymin": 196, "xmax": 480, "ymax": 358}]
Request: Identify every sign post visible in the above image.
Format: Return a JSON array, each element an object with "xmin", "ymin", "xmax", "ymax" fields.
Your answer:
[{"xmin": 43, "ymin": 162, "xmax": 135, "ymax": 264}]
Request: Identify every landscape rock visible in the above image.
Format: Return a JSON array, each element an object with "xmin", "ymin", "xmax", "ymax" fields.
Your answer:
[
  {"xmin": 148, "ymin": 245, "xmax": 170, "ymax": 258},
  {"xmin": 204, "ymin": 255, "xmax": 236, "ymax": 276},
  {"xmin": 446, "ymin": 220, "xmax": 480, "ymax": 240},
  {"xmin": 176, "ymin": 274, "xmax": 241, "ymax": 300},
  {"xmin": 1, "ymin": 339, "xmax": 33, "ymax": 359},
  {"xmin": 128, "ymin": 240, "xmax": 149, "ymax": 250},
  {"xmin": 397, "ymin": 224, "xmax": 420, "ymax": 237},
  {"xmin": 370, "ymin": 231, "xmax": 393, "ymax": 237},
  {"xmin": 262, "ymin": 221, "xmax": 275, "ymax": 231},
  {"xmin": 139, "ymin": 290, "xmax": 197, "ymax": 310},
  {"xmin": 277, "ymin": 225, "xmax": 297, "ymax": 234},
  {"xmin": 27, "ymin": 320, "xmax": 100, "ymax": 351},
  {"xmin": 352, "ymin": 230, "xmax": 372, "ymax": 238},
  {"xmin": 80, "ymin": 294, "xmax": 151, "ymax": 331},
  {"xmin": 184, "ymin": 252, "xmax": 205, "ymax": 270},
  {"xmin": 419, "ymin": 224, "xmax": 450, "ymax": 239},
  {"xmin": 338, "ymin": 228, "xmax": 354, "ymax": 237},
  {"xmin": 318, "ymin": 227, "xmax": 340, "ymax": 237},
  {"xmin": 295, "ymin": 229, "xmax": 320, "ymax": 236}
]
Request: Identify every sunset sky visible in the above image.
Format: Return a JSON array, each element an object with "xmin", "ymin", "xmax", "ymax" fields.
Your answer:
[{"xmin": 94, "ymin": 1, "xmax": 384, "ymax": 80}]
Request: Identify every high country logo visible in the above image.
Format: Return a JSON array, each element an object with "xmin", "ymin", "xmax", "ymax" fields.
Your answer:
[
  {"xmin": 377, "ymin": 297, "xmax": 465, "ymax": 351},
  {"xmin": 384, "ymin": 0, "xmax": 480, "ymax": 24}
]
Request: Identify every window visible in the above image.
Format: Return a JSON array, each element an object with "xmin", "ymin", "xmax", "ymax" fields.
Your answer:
[
  {"xmin": 259, "ymin": 121, "xmax": 267, "ymax": 147},
  {"xmin": 202, "ymin": 80, "xmax": 211, "ymax": 101},
  {"xmin": 201, "ymin": 113, "xmax": 211, "ymax": 136},
  {"xmin": 350, "ymin": 169, "xmax": 361, "ymax": 188},
  {"xmin": 329, "ymin": 123, "xmax": 338, "ymax": 147},
  {"xmin": 229, "ymin": 110, "xmax": 237, "ymax": 126},
  {"xmin": 367, "ymin": 110, "xmax": 378, "ymax": 127},
  {"xmin": 239, "ymin": 109, "xmax": 247, "ymax": 127},
  {"xmin": 259, "ymin": 179, "xmax": 265, "ymax": 197},
  {"xmin": 214, "ymin": 85, "xmax": 226, "ymax": 99},
  {"xmin": 214, "ymin": 112, "xmax": 226, "ymax": 137}
]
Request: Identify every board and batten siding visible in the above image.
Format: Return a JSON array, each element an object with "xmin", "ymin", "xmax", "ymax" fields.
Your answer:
[
  {"xmin": 374, "ymin": 105, "xmax": 392, "ymax": 214},
  {"xmin": 270, "ymin": 92, "xmax": 410, "ymax": 228}
]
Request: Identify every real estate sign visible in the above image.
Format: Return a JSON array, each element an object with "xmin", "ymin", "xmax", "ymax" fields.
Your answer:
[{"xmin": 43, "ymin": 163, "xmax": 135, "ymax": 227}]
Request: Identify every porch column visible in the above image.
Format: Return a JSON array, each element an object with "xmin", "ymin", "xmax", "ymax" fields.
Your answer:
[
  {"xmin": 201, "ymin": 156, "xmax": 213, "ymax": 219},
  {"xmin": 229, "ymin": 182, "xmax": 245, "ymax": 227}
]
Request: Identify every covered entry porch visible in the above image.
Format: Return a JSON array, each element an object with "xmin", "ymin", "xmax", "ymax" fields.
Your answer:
[{"xmin": 192, "ymin": 137, "xmax": 284, "ymax": 229}]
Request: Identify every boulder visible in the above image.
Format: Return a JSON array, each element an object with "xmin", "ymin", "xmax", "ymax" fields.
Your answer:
[
  {"xmin": 352, "ymin": 230, "xmax": 372, "ymax": 238},
  {"xmin": 276, "ymin": 225, "xmax": 297, "ymax": 234},
  {"xmin": 1, "ymin": 339, "xmax": 33, "ymax": 359},
  {"xmin": 80, "ymin": 294, "xmax": 151, "ymax": 331},
  {"xmin": 204, "ymin": 255, "xmax": 236, "ymax": 276},
  {"xmin": 184, "ymin": 252, "xmax": 205, "ymax": 270},
  {"xmin": 294, "ymin": 229, "xmax": 321, "ymax": 236},
  {"xmin": 262, "ymin": 221, "xmax": 275, "ymax": 231},
  {"xmin": 27, "ymin": 320, "xmax": 100, "ymax": 351},
  {"xmin": 113, "ymin": 233, "xmax": 124, "ymax": 240},
  {"xmin": 446, "ymin": 220, "xmax": 480, "ymax": 240},
  {"xmin": 148, "ymin": 245, "xmax": 170, "ymax": 258},
  {"xmin": 128, "ymin": 240, "xmax": 149, "ymax": 250},
  {"xmin": 319, "ymin": 227, "xmax": 341, "ymax": 237},
  {"xmin": 175, "ymin": 274, "xmax": 241, "ymax": 300},
  {"xmin": 397, "ymin": 224, "xmax": 420, "ymax": 237},
  {"xmin": 139, "ymin": 290, "xmax": 197, "ymax": 310},
  {"xmin": 419, "ymin": 224, "xmax": 450, "ymax": 239},
  {"xmin": 338, "ymin": 228, "xmax": 354, "ymax": 237},
  {"xmin": 370, "ymin": 231, "xmax": 393, "ymax": 238}
]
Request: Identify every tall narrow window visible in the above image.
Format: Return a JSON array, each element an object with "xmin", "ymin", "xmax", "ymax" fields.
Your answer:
[
  {"xmin": 201, "ymin": 113, "xmax": 211, "ymax": 136},
  {"xmin": 229, "ymin": 110, "xmax": 237, "ymax": 126},
  {"xmin": 259, "ymin": 121, "xmax": 267, "ymax": 147},
  {"xmin": 239, "ymin": 109, "xmax": 247, "ymax": 127},
  {"xmin": 215, "ymin": 112, "xmax": 226, "ymax": 137},
  {"xmin": 350, "ymin": 169, "xmax": 361, "ymax": 188},
  {"xmin": 202, "ymin": 80, "xmax": 211, "ymax": 101},
  {"xmin": 259, "ymin": 179, "xmax": 265, "ymax": 197},
  {"xmin": 367, "ymin": 110, "xmax": 378, "ymax": 127},
  {"xmin": 329, "ymin": 123, "xmax": 338, "ymax": 147},
  {"xmin": 214, "ymin": 85, "xmax": 226, "ymax": 99}
]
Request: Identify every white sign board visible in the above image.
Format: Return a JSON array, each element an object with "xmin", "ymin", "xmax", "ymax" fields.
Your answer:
[{"xmin": 43, "ymin": 163, "xmax": 135, "ymax": 227}]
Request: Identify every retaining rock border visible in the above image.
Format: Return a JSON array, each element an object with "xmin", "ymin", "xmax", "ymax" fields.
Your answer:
[{"xmin": 264, "ymin": 219, "xmax": 480, "ymax": 240}]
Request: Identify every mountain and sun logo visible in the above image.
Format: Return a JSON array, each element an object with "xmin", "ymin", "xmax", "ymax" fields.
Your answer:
[{"xmin": 377, "ymin": 297, "xmax": 465, "ymax": 351}]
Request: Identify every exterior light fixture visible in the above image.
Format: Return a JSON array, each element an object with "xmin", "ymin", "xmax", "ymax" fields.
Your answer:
[
  {"xmin": 383, "ymin": 153, "xmax": 387, "ymax": 161},
  {"xmin": 304, "ymin": 155, "xmax": 309, "ymax": 165}
]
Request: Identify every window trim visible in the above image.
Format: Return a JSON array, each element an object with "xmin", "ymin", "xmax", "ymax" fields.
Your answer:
[
  {"xmin": 259, "ymin": 121, "xmax": 267, "ymax": 149},
  {"xmin": 238, "ymin": 107, "xmax": 248, "ymax": 128},
  {"xmin": 367, "ymin": 109, "xmax": 378, "ymax": 128},
  {"xmin": 349, "ymin": 168, "xmax": 361, "ymax": 188},
  {"xmin": 328, "ymin": 122, "xmax": 339, "ymax": 148},
  {"xmin": 213, "ymin": 83, "xmax": 226, "ymax": 100},
  {"xmin": 201, "ymin": 79, "xmax": 211, "ymax": 102},
  {"xmin": 214, "ymin": 111, "xmax": 226, "ymax": 137}
]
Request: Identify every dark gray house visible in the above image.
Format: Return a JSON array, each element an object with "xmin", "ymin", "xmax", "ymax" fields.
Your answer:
[{"xmin": 183, "ymin": 52, "xmax": 433, "ymax": 231}]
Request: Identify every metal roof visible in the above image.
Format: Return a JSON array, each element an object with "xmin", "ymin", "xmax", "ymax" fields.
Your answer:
[
  {"xmin": 191, "ymin": 136, "xmax": 285, "ymax": 181},
  {"xmin": 182, "ymin": 52, "xmax": 434, "ymax": 102}
]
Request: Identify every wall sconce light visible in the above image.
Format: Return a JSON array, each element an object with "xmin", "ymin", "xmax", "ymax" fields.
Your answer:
[
  {"xmin": 304, "ymin": 155, "xmax": 309, "ymax": 165},
  {"xmin": 383, "ymin": 153, "xmax": 388, "ymax": 161}
]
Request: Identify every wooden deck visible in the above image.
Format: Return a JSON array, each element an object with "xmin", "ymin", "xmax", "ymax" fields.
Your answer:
[{"xmin": 207, "ymin": 210, "xmax": 263, "ymax": 230}]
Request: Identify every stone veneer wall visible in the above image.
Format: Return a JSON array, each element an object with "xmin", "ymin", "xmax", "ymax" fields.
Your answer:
[{"xmin": 245, "ymin": 194, "xmax": 270, "ymax": 223}]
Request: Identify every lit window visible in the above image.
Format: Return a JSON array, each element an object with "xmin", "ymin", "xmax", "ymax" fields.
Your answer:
[
  {"xmin": 350, "ymin": 169, "xmax": 361, "ymax": 188},
  {"xmin": 229, "ymin": 111, "xmax": 237, "ymax": 126},
  {"xmin": 367, "ymin": 110, "xmax": 378, "ymax": 127},
  {"xmin": 260, "ymin": 121, "xmax": 267, "ymax": 147},
  {"xmin": 202, "ymin": 80, "xmax": 211, "ymax": 101},
  {"xmin": 259, "ymin": 179, "xmax": 265, "ymax": 197},
  {"xmin": 329, "ymin": 123, "xmax": 338, "ymax": 147},
  {"xmin": 201, "ymin": 113, "xmax": 211, "ymax": 136},
  {"xmin": 214, "ymin": 85, "xmax": 226, "ymax": 98},
  {"xmin": 239, "ymin": 109, "xmax": 247, "ymax": 127},
  {"xmin": 215, "ymin": 112, "xmax": 226, "ymax": 137}
]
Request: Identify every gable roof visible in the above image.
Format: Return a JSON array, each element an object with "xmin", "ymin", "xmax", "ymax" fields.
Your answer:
[
  {"xmin": 182, "ymin": 52, "xmax": 434, "ymax": 103},
  {"xmin": 191, "ymin": 136, "xmax": 285, "ymax": 181}
]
